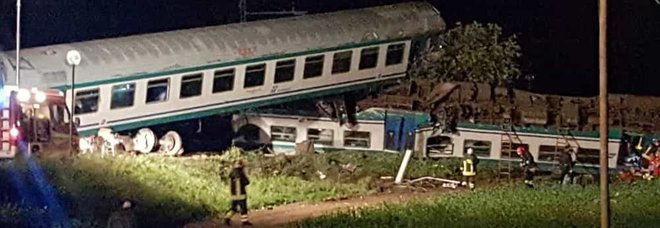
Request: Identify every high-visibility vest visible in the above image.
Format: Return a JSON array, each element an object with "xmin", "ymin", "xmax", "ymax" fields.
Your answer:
[{"xmin": 462, "ymin": 158, "xmax": 476, "ymax": 176}]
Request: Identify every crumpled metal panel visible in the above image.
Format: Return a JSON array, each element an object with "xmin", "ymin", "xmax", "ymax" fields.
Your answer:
[{"xmin": 2, "ymin": 2, "xmax": 446, "ymax": 89}]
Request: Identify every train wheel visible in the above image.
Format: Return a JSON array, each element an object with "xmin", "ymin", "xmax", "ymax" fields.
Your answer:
[
  {"xmin": 133, "ymin": 128, "xmax": 156, "ymax": 154},
  {"xmin": 159, "ymin": 131, "xmax": 183, "ymax": 156}
]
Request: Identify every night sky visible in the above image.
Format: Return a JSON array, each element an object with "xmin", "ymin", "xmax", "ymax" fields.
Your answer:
[{"xmin": 1, "ymin": 0, "xmax": 659, "ymax": 96}]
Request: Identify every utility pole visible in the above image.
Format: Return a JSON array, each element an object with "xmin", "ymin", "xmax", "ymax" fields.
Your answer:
[
  {"xmin": 239, "ymin": 0, "xmax": 307, "ymax": 23},
  {"xmin": 16, "ymin": 0, "xmax": 21, "ymax": 87},
  {"xmin": 598, "ymin": 0, "xmax": 610, "ymax": 227}
]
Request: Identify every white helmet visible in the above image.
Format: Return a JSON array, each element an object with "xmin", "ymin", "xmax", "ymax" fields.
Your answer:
[
  {"xmin": 467, "ymin": 148, "xmax": 474, "ymax": 155},
  {"xmin": 122, "ymin": 200, "xmax": 132, "ymax": 209}
]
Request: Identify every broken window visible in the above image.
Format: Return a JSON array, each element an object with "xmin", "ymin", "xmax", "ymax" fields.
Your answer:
[
  {"xmin": 244, "ymin": 64, "xmax": 266, "ymax": 88},
  {"xmin": 180, "ymin": 74, "xmax": 203, "ymax": 98},
  {"xmin": 332, "ymin": 51, "xmax": 352, "ymax": 74},
  {"xmin": 426, "ymin": 136, "xmax": 453, "ymax": 155},
  {"xmin": 146, "ymin": 78, "xmax": 169, "ymax": 103},
  {"xmin": 74, "ymin": 89, "xmax": 99, "ymax": 114},
  {"xmin": 359, "ymin": 47, "xmax": 379, "ymax": 70},
  {"xmin": 110, "ymin": 83, "xmax": 135, "ymax": 109},
  {"xmin": 344, "ymin": 131, "xmax": 370, "ymax": 148},
  {"xmin": 271, "ymin": 126, "xmax": 296, "ymax": 142},
  {"xmin": 307, "ymin": 128, "xmax": 334, "ymax": 146}
]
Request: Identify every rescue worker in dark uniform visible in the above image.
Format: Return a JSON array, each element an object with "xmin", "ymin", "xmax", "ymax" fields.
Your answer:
[
  {"xmin": 461, "ymin": 148, "xmax": 479, "ymax": 190},
  {"xmin": 224, "ymin": 160, "xmax": 252, "ymax": 226},
  {"xmin": 106, "ymin": 200, "xmax": 136, "ymax": 228},
  {"xmin": 516, "ymin": 147, "xmax": 537, "ymax": 188},
  {"xmin": 642, "ymin": 139, "xmax": 660, "ymax": 168},
  {"xmin": 559, "ymin": 146, "xmax": 576, "ymax": 185}
]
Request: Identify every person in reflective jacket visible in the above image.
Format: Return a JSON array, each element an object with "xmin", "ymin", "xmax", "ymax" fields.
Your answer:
[
  {"xmin": 516, "ymin": 147, "xmax": 537, "ymax": 188},
  {"xmin": 224, "ymin": 160, "xmax": 252, "ymax": 226},
  {"xmin": 460, "ymin": 148, "xmax": 479, "ymax": 190}
]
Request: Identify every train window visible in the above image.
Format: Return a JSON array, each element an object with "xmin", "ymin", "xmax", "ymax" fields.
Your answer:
[
  {"xmin": 303, "ymin": 55, "xmax": 324, "ymax": 79},
  {"xmin": 274, "ymin": 59, "xmax": 296, "ymax": 84},
  {"xmin": 74, "ymin": 89, "xmax": 99, "ymax": 114},
  {"xmin": 464, "ymin": 140, "xmax": 492, "ymax": 157},
  {"xmin": 501, "ymin": 143, "xmax": 529, "ymax": 159},
  {"xmin": 271, "ymin": 126, "xmax": 296, "ymax": 142},
  {"xmin": 244, "ymin": 64, "xmax": 266, "ymax": 88},
  {"xmin": 577, "ymin": 148, "xmax": 600, "ymax": 165},
  {"xmin": 180, "ymin": 74, "xmax": 203, "ymax": 98},
  {"xmin": 359, "ymin": 47, "xmax": 379, "ymax": 70},
  {"xmin": 307, "ymin": 128, "xmax": 334, "ymax": 146},
  {"xmin": 386, "ymin": 44, "xmax": 405, "ymax": 66},
  {"xmin": 146, "ymin": 79, "xmax": 169, "ymax": 103},
  {"xmin": 110, "ymin": 83, "xmax": 136, "ymax": 109},
  {"xmin": 538, "ymin": 145, "xmax": 560, "ymax": 162},
  {"xmin": 213, "ymin": 69, "xmax": 235, "ymax": 93},
  {"xmin": 426, "ymin": 136, "xmax": 453, "ymax": 155},
  {"xmin": 344, "ymin": 131, "xmax": 370, "ymax": 148},
  {"xmin": 332, "ymin": 51, "xmax": 352, "ymax": 74}
]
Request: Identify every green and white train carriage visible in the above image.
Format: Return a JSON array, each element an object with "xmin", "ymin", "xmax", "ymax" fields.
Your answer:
[
  {"xmin": 416, "ymin": 123, "xmax": 624, "ymax": 172},
  {"xmin": 0, "ymin": 2, "xmax": 446, "ymax": 154},
  {"xmin": 233, "ymin": 107, "xmax": 629, "ymax": 173}
]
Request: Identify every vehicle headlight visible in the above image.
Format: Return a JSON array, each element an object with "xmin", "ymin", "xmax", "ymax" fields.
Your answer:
[
  {"xmin": 17, "ymin": 89, "xmax": 30, "ymax": 102},
  {"xmin": 35, "ymin": 91, "xmax": 46, "ymax": 103},
  {"xmin": 10, "ymin": 127, "xmax": 19, "ymax": 137}
]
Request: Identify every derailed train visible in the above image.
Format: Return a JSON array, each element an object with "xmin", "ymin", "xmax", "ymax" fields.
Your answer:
[
  {"xmin": 232, "ymin": 106, "xmax": 651, "ymax": 174},
  {"xmin": 0, "ymin": 2, "xmax": 446, "ymax": 154}
]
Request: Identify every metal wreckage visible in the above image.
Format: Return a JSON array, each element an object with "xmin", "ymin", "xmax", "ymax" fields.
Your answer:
[{"xmin": 357, "ymin": 79, "xmax": 660, "ymax": 135}]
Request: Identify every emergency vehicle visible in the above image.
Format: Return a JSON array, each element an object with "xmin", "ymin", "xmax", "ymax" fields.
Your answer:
[{"xmin": 0, "ymin": 86, "xmax": 79, "ymax": 159}]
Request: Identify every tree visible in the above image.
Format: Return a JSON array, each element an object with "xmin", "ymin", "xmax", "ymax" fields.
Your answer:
[{"xmin": 411, "ymin": 22, "xmax": 522, "ymax": 102}]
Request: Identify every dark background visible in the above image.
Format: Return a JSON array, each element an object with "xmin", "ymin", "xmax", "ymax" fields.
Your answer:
[{"xmin": 1, "ymin": 0, "xmax": 659, "ymax": 96}]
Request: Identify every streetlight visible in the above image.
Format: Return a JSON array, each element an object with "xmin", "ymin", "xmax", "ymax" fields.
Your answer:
[
  {"xmin": 16, "ymin": 0, "xmax": 21, "ymax": 87},
  {"xmin": 66, "ymin": 50, "xmax": 81, "ymax": 155}
]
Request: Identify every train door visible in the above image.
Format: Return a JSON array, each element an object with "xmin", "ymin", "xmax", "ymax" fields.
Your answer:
[
  {"xmin": 384, "ymin": 114, "xmax": 419, "ymax": 152},
  {"xmin": 384, "ymin": 116, "xmax": 403, "ymax": 151}
]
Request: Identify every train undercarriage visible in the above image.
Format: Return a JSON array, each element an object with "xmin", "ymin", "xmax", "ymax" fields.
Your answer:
[{"xmin": 76, "ymin": 91, "xmax": 366, "ymax": 156}]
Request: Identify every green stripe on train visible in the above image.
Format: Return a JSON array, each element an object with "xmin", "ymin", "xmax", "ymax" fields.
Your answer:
[
  {"xmin": 456, "ymin": 122, "xmax": 623, "ymax": 140},
  {"xmin": 77, "ymin": 78, "xmax": 397, "ymax": 136},
  {"xmin": 54, "ymin": 37, "xmax": 411, "ymax": 90}
]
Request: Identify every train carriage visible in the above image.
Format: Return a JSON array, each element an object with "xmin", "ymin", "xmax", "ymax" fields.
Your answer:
[
  {"xmin": 0, "ymin": 2, "xmax": 446, "ymax": 154},
  {"xmin": 416, "ymin": 123, "xmax": 622, "ymax": 171},
  {"xmin": 235, "ymin": 107, "xmax": 638, "ymax": 173}
]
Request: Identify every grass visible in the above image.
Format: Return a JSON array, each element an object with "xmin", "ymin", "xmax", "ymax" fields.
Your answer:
[
  {"xmin": 0, "ymin": 148, "xmax": 474, "ymax": 227},
  {"xmin": 296, "ymin": 180, "xmax": 660, "ymax": 228}
]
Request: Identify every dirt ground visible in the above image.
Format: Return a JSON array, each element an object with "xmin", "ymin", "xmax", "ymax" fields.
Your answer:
[{"xmin": 184, "ymin": 186, "xmax": 462, "ymax": 228}]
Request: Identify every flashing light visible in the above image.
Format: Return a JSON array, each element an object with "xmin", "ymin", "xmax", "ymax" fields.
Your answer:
[
  {"xmin": 17, "ymin": 89, "xmax": 30, "ymax": 102},
  {"xmin": 9, "ymin": 127, "xmax": 18, "ymax": 137},
  {"xmin": 35, "ymin": 91, "xmax": 46, "ymax": 103}
]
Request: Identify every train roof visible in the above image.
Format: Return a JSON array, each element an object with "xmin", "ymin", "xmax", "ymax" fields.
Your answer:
[{"xmin": 3, "ymin": 2, "xmax": 445, "ymax": 89}]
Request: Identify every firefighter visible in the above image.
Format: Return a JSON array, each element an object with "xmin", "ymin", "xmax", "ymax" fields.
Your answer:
[
  {"xmin": 224, "ymin": 160, "xmax": 252, "ymax": 226},
  {"xmin": 559, "ymin": 146, "xmax": 576, "ymax": 185},
  {"xmin": 516, "ymin": 147, "xmax": 537, "ymax": 188},
  {"xmin": 106, "ymin": 200, "xmax": 136, "ymax": 228},
  {"xmin": 461, "ymin": 148, "xmax": 479, "ymax": 190}
]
